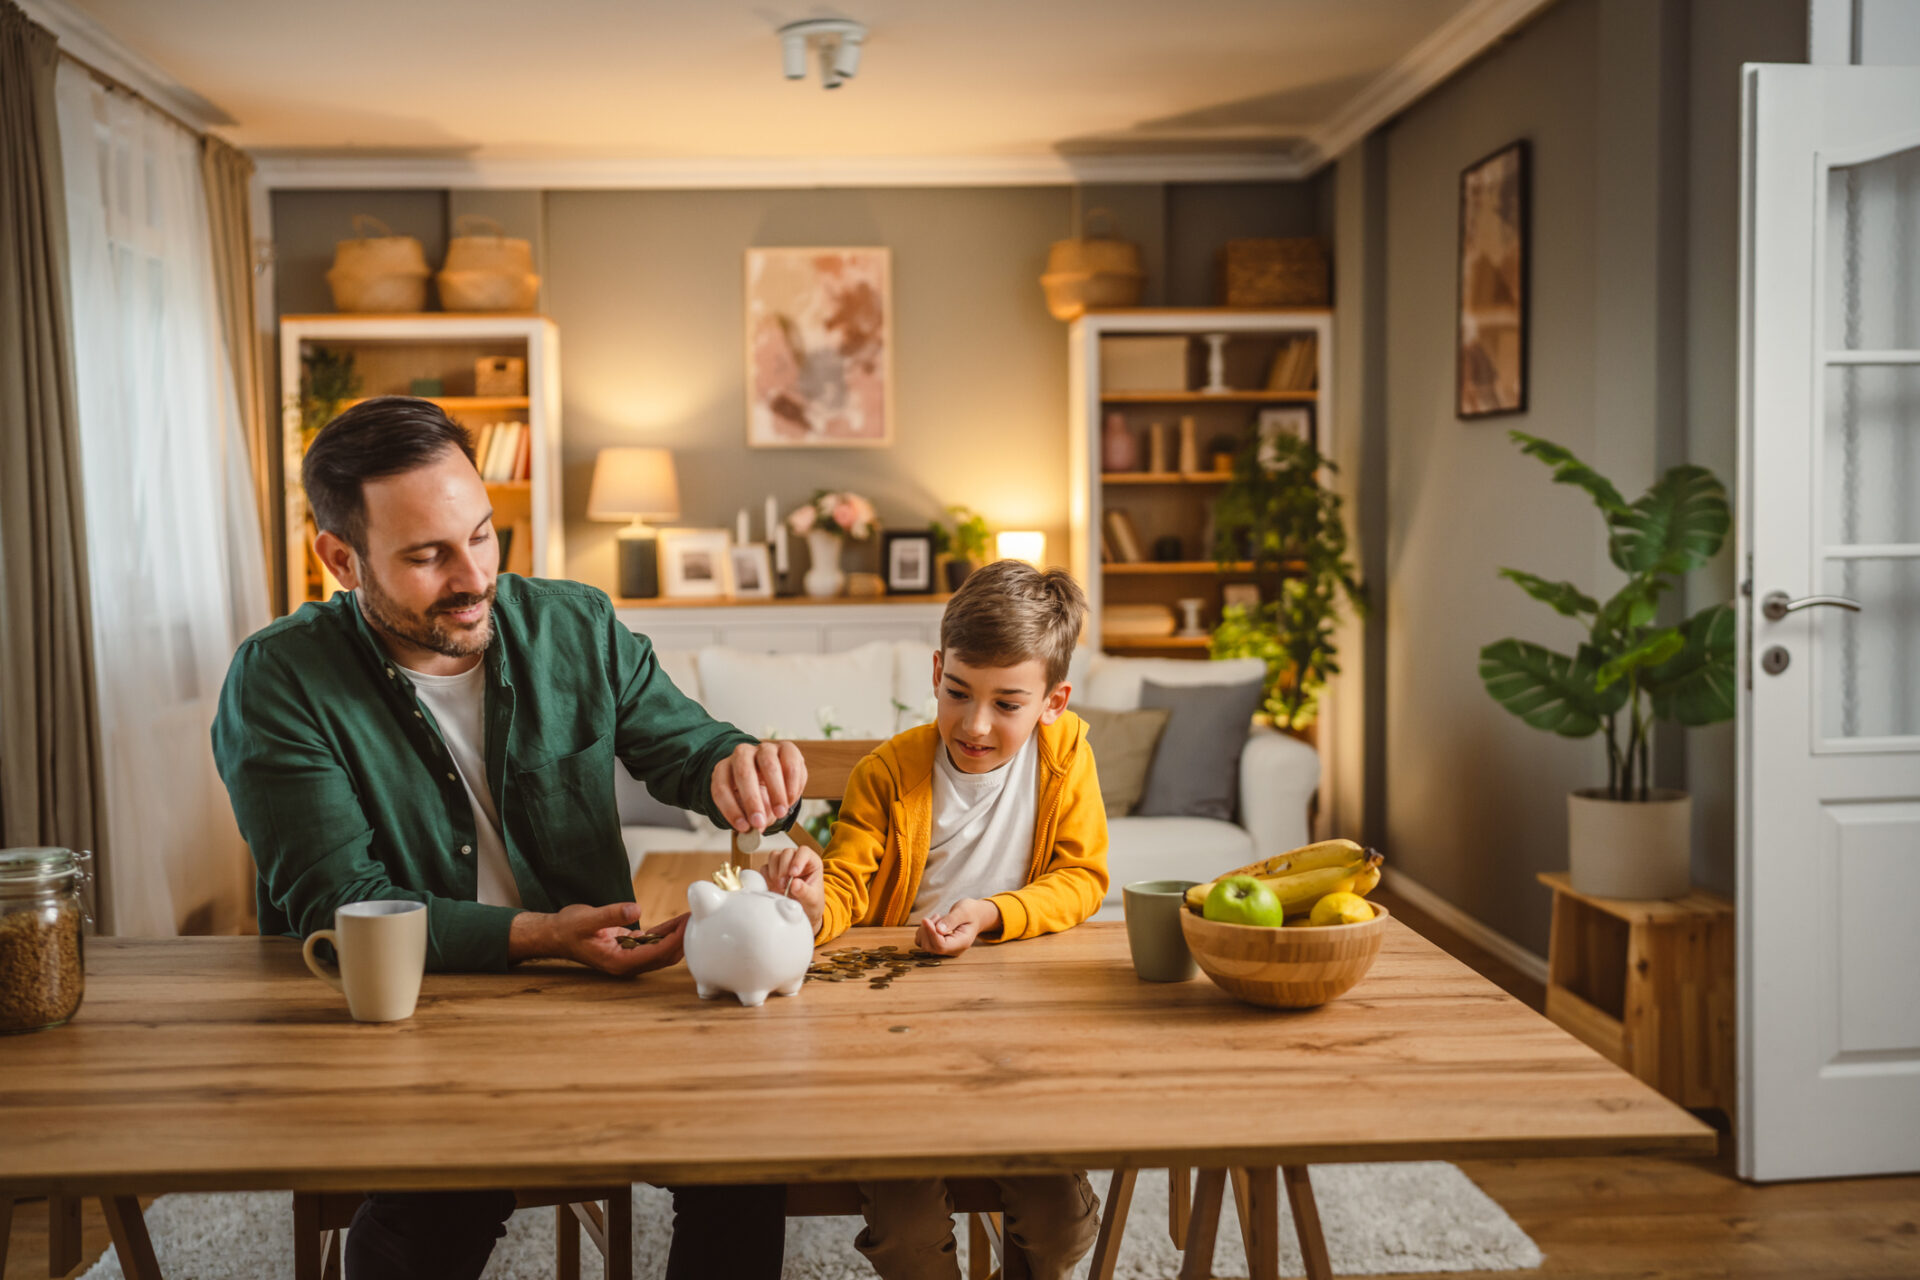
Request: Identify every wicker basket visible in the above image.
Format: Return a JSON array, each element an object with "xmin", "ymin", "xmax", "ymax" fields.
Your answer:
[
  {"xmin": 437, "ymin": 216, "xmax": 540, "ymax": 312},
  {"xmin": 1222, "ymin": 238, "xmax": 1329, "ymax": 307},
  {"xmin": 326, "ymin": 216, "xmax": 430, "ymax": 313},
  {"xmin": 1040, "ymin": 210, "xmax": 1143, "ymax": 320},
  {"xmin": 474, "ymin": 356, "xmax": 527, "ymax": 398}
]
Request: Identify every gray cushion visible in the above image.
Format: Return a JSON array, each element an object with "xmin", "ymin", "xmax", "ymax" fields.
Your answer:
[
  {"xmin": 1072, "ymin": 706, "xmax": 1172, "ymax": 818},
  {"xmin": 614, "ymin": 765, "xmax": 696, "ymax": 830},
  {"xmin": 1133, "ymin": 677, "xmax": 1264, "ymax": 822}
]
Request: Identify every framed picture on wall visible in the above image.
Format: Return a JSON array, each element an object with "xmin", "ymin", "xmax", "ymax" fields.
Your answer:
[
  {"xmin": 881, "ymin": 531, "xmax": 936, "ymax": 594},
  {"xmin": 745, "ymin": 247, "xmax": 894, "ymax": 447},
  {"xmin": 658, "ymin": 528, "xmax": 733, "ymax": 599},
  {"xmin": 1457, "ymin": 140, "xmax": 1530, "ymax": 419}
]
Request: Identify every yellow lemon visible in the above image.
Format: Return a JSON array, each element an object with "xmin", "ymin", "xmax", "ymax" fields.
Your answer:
[{"xmin": 1309, "ymin": 892, "xmax": 1375, "ymax": 926}]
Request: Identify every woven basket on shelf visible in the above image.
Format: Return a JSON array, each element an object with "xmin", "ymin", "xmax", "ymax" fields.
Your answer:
[
  {"xmin": 437, "ymin": 215, "xmax": 540, "ymax": 311},
  {"xmin": 1221, "ymin": 237, "xmax": 1329, "ymax": 307},
  {"xmin": 326, "ymin": 216, "xmax": 430, "ymax": 313},
  {"xmin": 1040, "ymin": 209, "xmax": 1144, "ymax": 320}
]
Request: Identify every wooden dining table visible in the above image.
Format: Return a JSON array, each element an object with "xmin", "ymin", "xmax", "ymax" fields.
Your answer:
[{"xmin": 0, "ymin": 921, "xmax": 1714, "ymax": 1280}]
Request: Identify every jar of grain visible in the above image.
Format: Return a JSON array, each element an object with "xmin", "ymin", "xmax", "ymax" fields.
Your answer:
[{"xmin": 0, "ymin": 847, "xmax": 90, "ymax": 1033}]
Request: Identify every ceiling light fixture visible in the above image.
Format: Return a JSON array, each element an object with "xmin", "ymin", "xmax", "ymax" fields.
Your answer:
[{"xmin": 778, "ymin": 18, "xmax": 866, "ymax": 90}]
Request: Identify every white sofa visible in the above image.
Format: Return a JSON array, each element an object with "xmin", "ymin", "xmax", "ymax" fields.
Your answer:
[{"xmin": 615, "ymin": 640, "xmax": 1321, "ymax": 921}]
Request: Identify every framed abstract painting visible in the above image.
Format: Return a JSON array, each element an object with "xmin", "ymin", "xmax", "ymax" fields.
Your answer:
[
  {"xmin": 1457, "ymin": 141, "xmax": 1529, "ymax": 419},
  {"xmin": 745, "ymin": 247, "xmax": 894, "ymax": 447}
]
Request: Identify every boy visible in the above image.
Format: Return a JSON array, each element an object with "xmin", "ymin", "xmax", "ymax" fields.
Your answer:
[{"xmin": 767, "ymin": 559, "xmax": 1109, "ymax": 1280}]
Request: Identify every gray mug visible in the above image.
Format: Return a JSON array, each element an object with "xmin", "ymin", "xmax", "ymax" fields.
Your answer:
[{"xmin": 1123, "ymin": 879, "xmax": 1200, "ymax": 982}]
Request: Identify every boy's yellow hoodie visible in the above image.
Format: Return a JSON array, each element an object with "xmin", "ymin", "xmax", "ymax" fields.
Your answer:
[{"xmin": 814, "ymin": 712, "xmax": 1109, "ymax": 945}]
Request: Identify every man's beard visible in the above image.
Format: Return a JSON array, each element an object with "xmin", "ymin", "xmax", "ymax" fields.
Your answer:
[{"xmin": 357, "ymin": 566, "xmax": 496, "ymax": 659}]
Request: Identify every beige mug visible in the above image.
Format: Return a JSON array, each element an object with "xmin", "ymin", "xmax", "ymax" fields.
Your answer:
[
  {"xmin": 1123, "ymin": 879, "xmax": 1201, "ymax": 982},
  {"xmin": 301, "ymin": 900, "xmax": 427, "ymax": 1022}
]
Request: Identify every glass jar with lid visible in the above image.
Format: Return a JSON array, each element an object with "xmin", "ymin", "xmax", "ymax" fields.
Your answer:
[{"xmin": 0, "ymin": 847, "xmax": 91, "ymax": 1033}]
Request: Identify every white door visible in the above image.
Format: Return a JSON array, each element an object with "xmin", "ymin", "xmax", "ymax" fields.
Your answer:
[{"xmin": 1741, "ymin": 64, "xmax": 1920, "ymax": 1181}]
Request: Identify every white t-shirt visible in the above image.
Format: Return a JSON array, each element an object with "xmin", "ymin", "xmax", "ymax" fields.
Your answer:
[
  {"xmin": 911, "ymin": 729, "xmax": 1040, "ymax": 918},
  {"xmin": 402, "ymin": 662, "xmax": 523, "ymax": 909}
]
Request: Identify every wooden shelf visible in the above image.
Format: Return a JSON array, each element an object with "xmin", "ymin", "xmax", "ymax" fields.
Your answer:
[
  {"xmin": 344, "ymin": 396, "xmax": 530, "ymax": 412},
  {"xmin": 484, "ymin": 480, "xmax": 530, "ymax": 491},
  {"xmin": 1100, "ymin": 390, "xmax": 1316, "ymax": 403},
  {"xmin": 1104, "ymin": 561, "xmax": 1256, "ymax": 575},
  {"xmin": 615, "ymin": 593, "xmax": 952, "ymax": 610},
  {"xmin": 1103, "ymin": 635, "xmax": 1212, "ymax": 650},
  {"xmin": 1102, "ymin": 472, "xmax": 1232, "ymax": 485}
]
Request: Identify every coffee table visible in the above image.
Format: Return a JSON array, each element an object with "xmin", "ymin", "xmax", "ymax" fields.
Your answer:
[{"xmin": 0, "ymin": 922, "xmax": 1713, "ymax": 1279}]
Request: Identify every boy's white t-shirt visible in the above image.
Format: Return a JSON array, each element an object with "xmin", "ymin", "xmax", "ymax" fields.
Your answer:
[
  {"xmin": 911, "ymin": 729, "xmax": 1040, "ymax": 918},
  {"xmin": 401, "ymin": 662, "xmax": 524, "ymax": 910}
]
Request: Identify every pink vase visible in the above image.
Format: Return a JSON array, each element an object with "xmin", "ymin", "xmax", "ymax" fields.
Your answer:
[{"xmin": 1102, "ymin": 412, "xmax": 1139, "ymax": 471}]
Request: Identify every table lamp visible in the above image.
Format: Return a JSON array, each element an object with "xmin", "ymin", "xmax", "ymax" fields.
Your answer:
[
  {"xmin": 588, "ymin": 447, "xmax": 680, "ymax": 598},
  {"xmin": 996, "ymin": 530, "xmax": 1046, "ymax": 568}
]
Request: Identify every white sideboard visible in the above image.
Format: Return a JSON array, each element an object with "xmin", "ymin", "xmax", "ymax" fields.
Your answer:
[{"xmin": 615, "ymin": 598, "xmax": 948, "ymax": 654}]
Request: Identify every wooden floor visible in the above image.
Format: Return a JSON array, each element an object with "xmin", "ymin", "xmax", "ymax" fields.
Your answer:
[{"xmin": 6, "ymin": 879, "xmax": 1915, "ymax": 1279}]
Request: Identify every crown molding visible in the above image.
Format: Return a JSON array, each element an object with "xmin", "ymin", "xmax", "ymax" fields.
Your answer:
[
  {"xmin": 252, "ymin": 148, "xmax": 1314, "ymax": 191},
  {"xmin": 16, "ymin": 0, "xmax": 233, "ymax": 131},
  {"xmin": 1302, "ymin": 0, "xmax": 1558, "ymax": 170}
]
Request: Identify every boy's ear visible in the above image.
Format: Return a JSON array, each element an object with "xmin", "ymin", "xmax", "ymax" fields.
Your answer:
[
  {"xmin": 1038, "ymin": 680, "xmax": 1072, "ymax": 725},
  {"xmin": 931, "ymin": 649, "xmax": 944, "ymax": 689}
]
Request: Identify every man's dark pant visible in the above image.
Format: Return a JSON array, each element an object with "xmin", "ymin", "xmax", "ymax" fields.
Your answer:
[{"xmin": 343, "ymin": 1183, "xmax": 786, "ymax": 1279}]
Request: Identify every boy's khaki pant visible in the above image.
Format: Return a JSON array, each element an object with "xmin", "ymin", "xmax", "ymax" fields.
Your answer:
[{"xmin": 855, "ymin": 1172, "xmax": 1101, "ymax": 1280}]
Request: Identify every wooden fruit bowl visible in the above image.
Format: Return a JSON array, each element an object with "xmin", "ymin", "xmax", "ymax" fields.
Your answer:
[{"xmin": 1179, "ymin": 904, "xmax": 1390, "ymax": 1009}]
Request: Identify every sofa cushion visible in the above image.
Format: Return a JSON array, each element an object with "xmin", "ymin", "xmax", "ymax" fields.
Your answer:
[
  {"xmin": 1134, "ymin": 676, "xmax": 1266, "ymax": 822},
  {"xmin": 695, "ymin": 640, "xmax": 897, "ymax": 740},
  {"xmin": 1074, "ymin": 706, "xmax": 1171, "ymax": 817},
  {"xmin": 1079, "ymin": 655, "xmax": 1266, "ymax": 711},
  {"xmin": 1092, "ymin": 815, "xmax": 1254, "ymax": 920},
  {"xmin": 613, "ymin": 766, "xmax": 696, "ymax": 831}
]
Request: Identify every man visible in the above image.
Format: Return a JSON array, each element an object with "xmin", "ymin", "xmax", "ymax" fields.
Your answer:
[{"xmin": 213, "ymin": 397, "xmax": 812, "ymax": 1279}]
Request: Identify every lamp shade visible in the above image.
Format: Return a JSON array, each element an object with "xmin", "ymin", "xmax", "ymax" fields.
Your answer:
[
  {"xmin": 587, "ymin": 447, "xmax": 680, "ymax": 522},
  {"xmin": 996, "ymin": 531, "xmax": 1045, "ymax": 568}
]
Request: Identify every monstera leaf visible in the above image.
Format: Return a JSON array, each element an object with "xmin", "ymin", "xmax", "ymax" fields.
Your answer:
[
  {"xmin": 1596, "ymin": 626, "xmax": 1686, "ymax": 691},
  {"xmin": 1611, "ymin": 465, "xmax": 1730, "ymax": 576},
  {"xmin": 1511, "ymin": 431, "xmax": 1629, "ymax": 516},
  {"xmin": 1644, "ymin": 603, "xmax": 1737, "ymax": 725},
  {"xmin": 1479, "ymin": 639, "xmax": 1623, "ymax": 738},
  {"xmin": 1499, "ymin": 569, "xmax": 1598, "ymax": 619}
]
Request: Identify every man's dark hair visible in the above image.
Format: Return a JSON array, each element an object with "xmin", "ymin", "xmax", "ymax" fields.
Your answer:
[{"xmin": 302, "ymin": 396, "xmax": 475, "ymax": 553}]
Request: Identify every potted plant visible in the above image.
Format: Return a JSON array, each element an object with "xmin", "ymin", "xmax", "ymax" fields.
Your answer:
[
  {"xmin": 929, "ymin": 504, "xmax": 991, "ymax": 592},
  {"xmin": 1208, "ymin": 432, "xmax": 1365, "ymax": 732},
  {"xmin": 1479, "ymin": 431, "xmax": 1735, "ymax": 900},
  {"xmin": 297, "ymin": 347, "xmax": 359, "ymax": 451},
  {"xmin": 787, "ymin": 491, "xmax": 876, "ymax": 599}
]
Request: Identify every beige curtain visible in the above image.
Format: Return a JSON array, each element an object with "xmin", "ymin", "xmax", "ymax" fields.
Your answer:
[
  {"xmin": 0, "ymin": 0, "xmax": 109, "ymax": 918},
  {"xmin": 200, "ymin": 134, "xmax": 279, "ymax": 607}
]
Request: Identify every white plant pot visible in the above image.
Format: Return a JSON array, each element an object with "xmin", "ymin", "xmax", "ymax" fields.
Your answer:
[
  {"xmin": 1567, "ymin": 788, "xmax": 1692, "ymax": 900},
  {"xmin": 803, "ymin": 530, "xmax": 845, "ymax": 599}
]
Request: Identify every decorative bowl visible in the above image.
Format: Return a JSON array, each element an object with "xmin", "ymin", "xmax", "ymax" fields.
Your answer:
[{"xmin": 1178, "ymin": 904, "xmax": 1390, "ymax": 1009}]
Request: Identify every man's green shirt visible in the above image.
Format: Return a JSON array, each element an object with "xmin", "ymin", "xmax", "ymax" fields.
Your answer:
[{"xmin": 212, "ymin": 575, "xmax": 761, "ymax": 971}]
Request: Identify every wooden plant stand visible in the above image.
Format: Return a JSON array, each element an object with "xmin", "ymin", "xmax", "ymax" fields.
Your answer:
[{"xmin": 1538, "ymin": 871, "xmax": 1735, "ymax": 1119}]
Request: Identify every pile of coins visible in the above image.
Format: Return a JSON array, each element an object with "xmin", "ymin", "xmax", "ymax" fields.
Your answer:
[{"xmin": 806, "ymin": 945, "xmax": 944, "ymax": 989}]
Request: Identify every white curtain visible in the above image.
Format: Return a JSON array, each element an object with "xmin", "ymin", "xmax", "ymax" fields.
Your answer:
[{"xmin": 55, "ymin": 65, "xmax": 270, "ymax": 936}]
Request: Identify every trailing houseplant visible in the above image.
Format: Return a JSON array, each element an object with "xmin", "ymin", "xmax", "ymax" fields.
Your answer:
[
  {"xmin": 297, "ymin": 347, "xmax": 359, "ymax": 451},
  {"xmin": 1478, "ymin": 431, "xmax": 1735, "ymax": 898},
  {"xmin": 1208, "ymin": 431, "xmax": 1365, "ymax": 731},
  {"xmin": 929, "ymin": 504, "xmax": 991, "ymax": 591}
]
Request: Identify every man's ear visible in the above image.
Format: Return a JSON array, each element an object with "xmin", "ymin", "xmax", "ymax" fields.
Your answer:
[
  {"xmin": 1038, "ymin": 680, "xmax": 1072, "ymax": 726},
  {"xmin": 313, "ymin": 529, "xmax": 361, "ymax": 590}
]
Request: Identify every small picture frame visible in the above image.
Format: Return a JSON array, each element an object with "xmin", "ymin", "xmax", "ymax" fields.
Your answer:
[
  {"xmin": 1222, "ymin": 583, "xmax": 1262, "ymax": 611},
  {"xmin": 658, "ymin": 528, "xmax": 732, "ymax": 599},
  {"xmin": 728, "ymin": 543, "xmax": 775, "ymax": 599},
  {"xmin": 1457, "ymin": 140, "xmax": 1530, "ymax": 418},
  {"xmin": 1255, "ymin": 407, "xmax": 1314, "ymax": 469},
  {"xmin": 881, "ymin": 531, "xmax": 936, "ymax": 594}
]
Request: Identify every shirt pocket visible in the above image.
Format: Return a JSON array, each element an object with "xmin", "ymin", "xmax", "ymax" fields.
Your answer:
[{"xmin": 515, "ymin": 731, "xmax": 617, "ymax": 858}]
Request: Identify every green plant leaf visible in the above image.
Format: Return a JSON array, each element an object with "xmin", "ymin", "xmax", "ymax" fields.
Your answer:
[
  {"xmin": 1479, "ymin": 639, "xmax": 1613, "ymax": 737},
  {"xmin": 1644, "ymin": 603, "xmax": 1737, "ymax": 726},
  {"xmin": 1613, "ymin": 465, "xmax": 1730, "ymax": 575},
  {"xmin": 1510, "ymin": 431, "xmax": 1629, "ymax": 516},
  {"xmin": 1593, "ymin": 575, "xmax": 1673, "ymax": 639},
  {"xmin": 1499, "ymin": 569, "xmax": 1599, "ymax": 618},
  {"xmin": 1596, "ymin": 627, "xmax": 1685, "ymax": 691}
]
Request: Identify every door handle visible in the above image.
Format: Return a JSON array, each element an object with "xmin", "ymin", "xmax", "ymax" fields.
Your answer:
[{"xmin": 1761, "ymin": 591, "xmax": 1863, "ymax": 621}]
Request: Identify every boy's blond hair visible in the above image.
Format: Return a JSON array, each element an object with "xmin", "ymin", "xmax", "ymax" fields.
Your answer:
[{"xmin": 940, "ymin": 559, "xmax": 1087, "ymax": 689}]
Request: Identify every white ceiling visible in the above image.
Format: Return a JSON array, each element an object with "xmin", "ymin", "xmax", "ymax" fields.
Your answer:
[{"xmin": 39, "ymin": 0, "xmax": 1550, "ymax": 183}]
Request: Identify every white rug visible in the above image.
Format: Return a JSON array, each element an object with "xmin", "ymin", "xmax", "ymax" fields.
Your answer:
[{"xmin": 80, "ymin": 1166, "xmax": 1541, "ymax": 1279}]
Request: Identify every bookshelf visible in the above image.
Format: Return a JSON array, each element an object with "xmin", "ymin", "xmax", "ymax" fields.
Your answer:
[
  {"xmin": 278, "ymin": 314, "xmax": 564, "ymax": 612},
  {"xmin": 1067, "ymin": 307, "xmax": 1334, "ymax": 659}
]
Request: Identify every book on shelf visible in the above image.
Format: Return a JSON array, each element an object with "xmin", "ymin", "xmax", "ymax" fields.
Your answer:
[
  {"xmin": 512, "ymin": 423, "xmax": 531, "ymax": 481},
  {"xmin": 1103, "ymin": 509, "xmax": 1144, "ymax": 563},
  {"xmin": 1265, "ymin": 336, "xmax": 1318, "ymax": 392}
]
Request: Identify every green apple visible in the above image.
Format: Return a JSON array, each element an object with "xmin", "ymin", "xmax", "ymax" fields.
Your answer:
[{"xmin": 1203, "ymin": 875, "xmax": 1285, "ymax": 927}]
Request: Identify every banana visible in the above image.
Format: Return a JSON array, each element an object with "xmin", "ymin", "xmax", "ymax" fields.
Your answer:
[
  {"xmin": 1187, "ymin": 850, "xmax": 1384, "ymax": 914},
  {"xmin": 1223, "ymin": 838, "xmax": 1366, "ymax": 881},
  {"xmin": 1349, "ymin": 862, "xmax": 1381, "ymax": 897}
]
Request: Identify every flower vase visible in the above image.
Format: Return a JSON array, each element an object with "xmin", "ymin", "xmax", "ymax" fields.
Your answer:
[{"xmin": 804, "ymin": 530, "xmax": 845, "ymax": 599}]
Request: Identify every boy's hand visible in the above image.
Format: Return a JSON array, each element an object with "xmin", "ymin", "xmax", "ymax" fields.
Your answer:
[
  {"xmin": 764, "ymin": 845, "xmax": 825, "ymax": 930},
  {"xmin": 914, "ymin": 898, "xmax": 1002, "ymax": 956}
]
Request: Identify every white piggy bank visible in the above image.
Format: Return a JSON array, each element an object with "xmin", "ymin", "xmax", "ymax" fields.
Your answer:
[{"xmin": 684, "ymin": 868, "xmax": 814, "ymax": 1007}]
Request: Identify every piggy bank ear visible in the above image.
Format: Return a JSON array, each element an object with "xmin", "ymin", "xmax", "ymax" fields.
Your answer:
[
  {"xmin": 688, "ymin": 881, "xmax": 726, "ymax": 920},
  {"xmin": 737, "ymin": 867, "xmax": 768, "ymax": 894},
  {"xmin": 774, "ymin": 897, "xmax": 806, "ymax": 925}
]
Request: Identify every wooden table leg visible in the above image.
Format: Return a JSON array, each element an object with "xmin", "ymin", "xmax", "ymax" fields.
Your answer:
[
  {"xmin": 100, "ymin": 1195, "xmax": 163, "ymax": 1280},
  {"xmin": 1086, "ymin": 1169, "xmax": 1136, "ymax": 1280},
  {"xmin": 1167, "ymin": 1166, "xmax": 1192, "ymax": 1245},
  {"xmin": 555, "ymin": 1203, "xmax": 580, "ymax": 1280},
  {"xmin": 1176, "ymin": 1168, "xmax": 1226, "ymax": 1280},
  {"xmin": 1240, "ymin": 1168, "xmax": 1281, "ymax": 1280},
  {"xmin": 292, "ymin": 1192, "xmax": 322, "ymax": 1280},
  {"xmin": 1281, "ymin": 1165, "xmax": 1332, "ymax": 1280},
  {"xmin": 1, "ymin": 1197, "xmax": 11, "ymax": 1275},
  {"xmin": 605, "ymin": 1192, "xmax": 633, "ymax": 1280},
  {"xmin": 967, "ymin": 1212, "xmax": 992, "ymax": 1280},
  {"xmin": 48, "ymin": 1193, "xmax": 82, "ymax": 1275}
]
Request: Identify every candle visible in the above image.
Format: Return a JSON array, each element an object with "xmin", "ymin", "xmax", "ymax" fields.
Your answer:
[
  {"xmin": 775, "ymin": 524, "xmax": 789, "ymax": 574},
  {"xmin": 736, "ymin": 508, "xmax": 750, "ymax": 545},
  {"xmin": 764, "ymin": 494, "xmax": 778, "ymax": 543}
]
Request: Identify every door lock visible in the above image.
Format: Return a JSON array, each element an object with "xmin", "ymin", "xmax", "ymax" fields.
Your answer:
[{"xmin": 1761, "ymin": 646, "xmax": 1791, "ymax": 676}]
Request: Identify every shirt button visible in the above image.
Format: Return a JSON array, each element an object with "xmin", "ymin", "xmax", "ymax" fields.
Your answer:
[
  {"xmin": 385, "ymin": 667, "xmax": 395, "ymax": 678},
  {"xmin": 413, "ymin": 710, "xmax": 423, "ymax": 718},
  {"xmin": 459, "ymin": 845, "xmax": 472, "ymax": 856},
  {"xmin": 446, "ymin": 772, "xmax": 457, "ymax": 782}
]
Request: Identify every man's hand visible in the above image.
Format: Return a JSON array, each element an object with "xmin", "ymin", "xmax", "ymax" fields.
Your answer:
[
  {"xmin": 764, "ymin": 845, "xmax": 825, "ymax": 930},
  {"xmin": 712, "ymin": 741, "xmax": 807, "ymax": 834},
  {"xmin": 508, "ymin": 903, "xmax": 688, "ymax": 976},
  {"xmin": 913, "ymin": 898, "xmax": 1002, "ymax": 957}
]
